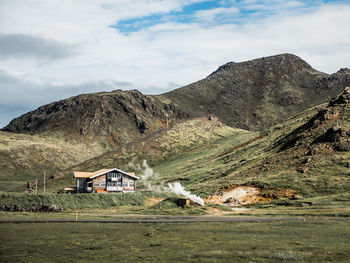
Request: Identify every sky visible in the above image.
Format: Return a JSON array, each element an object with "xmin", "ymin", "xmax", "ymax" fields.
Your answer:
[{"xmin": 0, "ymin": 0, "xmax": 350, "ymax": 127}]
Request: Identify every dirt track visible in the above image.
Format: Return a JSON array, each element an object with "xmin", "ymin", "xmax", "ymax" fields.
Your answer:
[{"xmin": 1, "ymin": 215, "xmax": 349, "ymax": 223}]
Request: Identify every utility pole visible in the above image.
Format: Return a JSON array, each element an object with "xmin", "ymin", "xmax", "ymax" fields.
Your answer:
[
  {"xmin": 43, "ymin": 172, "xmax": 46, "ymax": 194},
  {"xmin": 35, "ymin": 178, "xmax": 38, "ymax": 195}
]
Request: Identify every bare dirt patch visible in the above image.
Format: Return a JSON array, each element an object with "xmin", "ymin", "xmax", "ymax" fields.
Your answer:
[{"xmin": 205, "ymin": 186, "xmax": 297, "ymax": 206}]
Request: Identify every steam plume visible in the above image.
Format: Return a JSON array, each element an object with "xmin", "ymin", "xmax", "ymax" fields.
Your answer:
[
  {"xmin": 139, "ymin": 160, "xmax": 159, "ymax": 190},
  {"xmin": 167, "ymin": 182, "xmax": 205, "ymax": 206},
  {"xmin": 133, "ymin": 159, "xmax": 205, "ymax": 206}
]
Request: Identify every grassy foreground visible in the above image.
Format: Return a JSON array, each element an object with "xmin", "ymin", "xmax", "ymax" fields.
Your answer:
[
  {"xmin": 1, "ymin": 191, "xmax": 350, "ymax": 217},
  {"xmin": 1, "ymin": 221, "xmax": 350, "ymax": 262}
]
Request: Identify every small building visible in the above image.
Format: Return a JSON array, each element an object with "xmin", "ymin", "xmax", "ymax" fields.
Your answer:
[{"xmin": 73, "ymin": 168, "xmax": 138, "ymax": 193}]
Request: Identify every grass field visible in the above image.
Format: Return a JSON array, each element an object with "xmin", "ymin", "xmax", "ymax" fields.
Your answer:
[
  {"xmin": 1, "ymin": 191, "xmax": 350, "ymax": 217},
  {"xmin": 1, "ymin": 221, "xmax": 350, "ymax": 262}
]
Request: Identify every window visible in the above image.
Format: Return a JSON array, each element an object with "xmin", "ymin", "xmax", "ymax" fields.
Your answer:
[
  {"xmin": 117, "ymin": 182, "xmax": 122, "ymax": 187},
  {"xmin": 108, "ymin": 182, "xmax": 120, "ymax": 187},
  {"xmin": 94, "ymin": 183, "xmax": 99, "ymax": 187},
  {"xmin": 129, "ymin": 182, "xmax": 135, "ymax": 187},
  {"xmin": 123, "ymin": 182, "xmax": 128, "ymax": 187},
  {"xmin": 101, "ymin": 183, "xmax": 106, "ymax": 187},
  {"xmin": 108, "ymin": 172, "xmax": 122, "ymax": 179}
]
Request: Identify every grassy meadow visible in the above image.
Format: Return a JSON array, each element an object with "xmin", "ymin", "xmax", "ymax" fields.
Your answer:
[
  {"xmin": 1, "ymin": 221, "xmax": 350, "ymax": 262},
  {"xmin": 1, "ymin": 190, "xmax": 350, "ymax": 218}
]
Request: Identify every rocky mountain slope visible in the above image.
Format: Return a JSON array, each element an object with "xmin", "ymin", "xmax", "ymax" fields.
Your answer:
[
  {"xmin": 159, "ymin": 54, "xmax": 350, "ymax": 131},
  {"xmin": 3, "ymin": 90, "xmax": 188, "ymax": 147},
  {"xmin": 3, "ymin": 54, "xmax": 350, "ymax": 146}
]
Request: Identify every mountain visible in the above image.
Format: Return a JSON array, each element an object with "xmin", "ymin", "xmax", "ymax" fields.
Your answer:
[
  {"xmin": 3, "ymin": 54, "xmax": 350, "ymax": 144},
  {"xmin": 50, "ymin": 87, "xmax": 350, "ymax": 201},
  {"xmin": 164, "ymin": 86, "xmax": 350, "ymax": 198},
  {"xmin": 159, "ymin": 54, "xmax": 350, "ymax": 131},
  {"xmin": 4, "ymin": 85, "xmax": 350, "ymax": 203},
  {"xmin": 0, "ymin": 90, "xmax": 189, "ymax": 190},
  {"xmin": 2, "ymin": 53, "xmax": 350, "ymax": 195},
  {"xmin": 3, "ymin": 90, "xmax": 189, "ymax": 148}
]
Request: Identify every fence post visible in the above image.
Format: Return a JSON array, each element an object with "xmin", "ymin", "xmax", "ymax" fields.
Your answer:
[
  {"xmin": 43, "ymin": 172, "xmax": 46, "ymax": 194},
  {"xmin": 35, "ymin": 178, "xmax": 38, "ymax": 195}
]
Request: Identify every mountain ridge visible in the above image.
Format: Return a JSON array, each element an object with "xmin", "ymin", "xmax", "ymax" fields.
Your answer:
[
  {"xmin": 160, "ymin": 53, "xmax": 350, "ymax": 131},
  {"xmin": 3, "ymin": 89, "xmax": 189, "ymax": 147},
  {"xmin": 3, "ymin": 53, "xmax": 350, "ymax": 146}
]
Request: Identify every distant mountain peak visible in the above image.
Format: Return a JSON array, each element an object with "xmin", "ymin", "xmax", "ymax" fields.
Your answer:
[
  {"xmin": 162, "ymin": 53, "xmax": 350, "ymax": 131},
  {"xmin": 209, "ymin": 53, "xmax": 314, "ymax": 78}
]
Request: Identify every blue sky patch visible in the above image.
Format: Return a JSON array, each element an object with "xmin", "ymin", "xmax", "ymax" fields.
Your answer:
[{"xmin": 112, "ymin": 0, "xmax": 346, "ymax": 34}]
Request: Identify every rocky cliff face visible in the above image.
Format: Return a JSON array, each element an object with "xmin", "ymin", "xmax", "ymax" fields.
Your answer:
[
  {"xmin": 3, "ymin": 89, "xmax": 189, "ymax": 146},
  {"xmin": 160, "ymin": 54, "xmax": 350, "ymax": 131}
]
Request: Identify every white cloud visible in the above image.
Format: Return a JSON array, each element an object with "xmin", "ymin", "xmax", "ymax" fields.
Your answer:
[
  {"xmin": 0, "ymin": 0, "xmax": 349, "ymax": 125},
  {"xmin": 239, "ymin": 0, "xmax": 307, "ymax": 10},
  {"xmin": 194, "ymin": 7, "xmax": 239, "ymax": 23}
]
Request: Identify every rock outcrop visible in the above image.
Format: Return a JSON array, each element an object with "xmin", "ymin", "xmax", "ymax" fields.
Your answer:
[{"xmin": 275, "ymin": 87, "xmax": 350, "ymax": 154}]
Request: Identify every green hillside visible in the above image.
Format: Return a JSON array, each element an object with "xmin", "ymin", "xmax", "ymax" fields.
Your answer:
[
  {"xmin": 153, "ymin": 87, "xmax": 350, "ymax": 199},
  {"xmin": 36, "ymin": 117, "xmax": 256, "ymax": 194},
  {"xmin": 0, "ymin": 131, "xmax": 105, "ymax": 191},
  {"xmin": 42, "ymin": 88, "xmax": 350, "ymax": 206}
]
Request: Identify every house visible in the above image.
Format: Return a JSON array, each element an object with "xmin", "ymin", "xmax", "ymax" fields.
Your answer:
[{"xmin": 73, "ymin": 168, "xmax": 139, "ymax": 193}]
